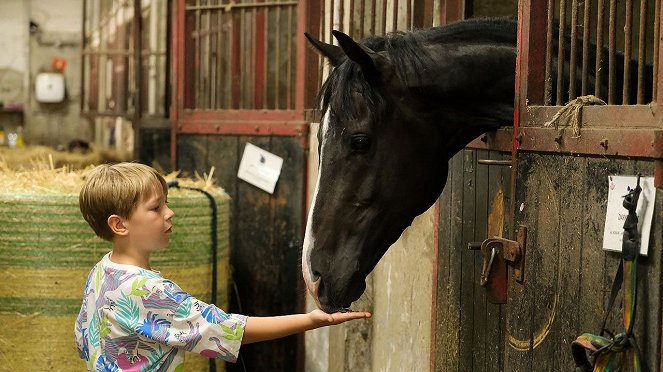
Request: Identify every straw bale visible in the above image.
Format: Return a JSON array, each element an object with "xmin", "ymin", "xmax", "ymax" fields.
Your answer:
[{"xmin": 0, "ymin": 162, "xmax": 231, "ymax": 372}]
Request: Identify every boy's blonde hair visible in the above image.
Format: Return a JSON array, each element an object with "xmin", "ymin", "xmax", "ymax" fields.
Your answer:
[{"xmin": 79, "ymin": 162, "xmax": 168, "ymax": 241}]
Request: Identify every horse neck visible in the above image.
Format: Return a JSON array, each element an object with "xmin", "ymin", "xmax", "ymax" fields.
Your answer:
[{"xmin": 404, "ymin": 42, "xmax": 516, "ymax": 156}]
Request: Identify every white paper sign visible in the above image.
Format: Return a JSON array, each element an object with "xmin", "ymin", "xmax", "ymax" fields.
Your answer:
[
  {"xmin": 602, "ymin": 175, "xmax": 656, "ymax": 255},
  {"xmin": 237, "ymin": 142, "xmax": 283, "ymax": 194}
]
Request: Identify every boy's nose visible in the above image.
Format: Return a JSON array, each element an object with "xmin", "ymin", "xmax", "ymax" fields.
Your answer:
[{"xmin": 165, "ymin": 206, "xmax": 175, "ymax": 219}]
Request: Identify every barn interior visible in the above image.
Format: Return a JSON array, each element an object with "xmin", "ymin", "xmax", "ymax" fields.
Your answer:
[{"xmin": 1, "ymin": 1, "xmax": 662, "ymax": 371}]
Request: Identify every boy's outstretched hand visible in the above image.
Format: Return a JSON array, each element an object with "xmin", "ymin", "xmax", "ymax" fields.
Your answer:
[{"xmin": 309, "ymin": 308, "xmax": 372, "ymax": 326}]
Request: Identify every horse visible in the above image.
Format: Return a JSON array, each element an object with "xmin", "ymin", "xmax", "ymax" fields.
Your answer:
[{"xmin": 301, "ymin": 17, "xmax": 651, "ymax": 313}]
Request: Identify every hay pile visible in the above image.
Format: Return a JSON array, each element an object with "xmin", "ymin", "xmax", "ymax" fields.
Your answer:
[
  {"xmin": 0, "ymin": 154, "xmax": 230, "ymax": 372},
  {"xmin": 0, "ymin": 145, "xmax": 132, "ymax": 171}
]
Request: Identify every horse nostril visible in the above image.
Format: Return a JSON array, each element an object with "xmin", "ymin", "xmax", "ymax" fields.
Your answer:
[{"xmin": 311, "ymin": 271, "xmax": 321, "ymax": 282}]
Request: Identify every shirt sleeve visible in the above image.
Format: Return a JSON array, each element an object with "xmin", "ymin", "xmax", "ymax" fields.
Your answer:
[{"xmin": 123, "ymin": 275, "xmax": 246, "ymax": 363}]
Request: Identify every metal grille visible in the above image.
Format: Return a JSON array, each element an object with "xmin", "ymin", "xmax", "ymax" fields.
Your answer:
[
  {"xmin": 544, "ymin": 0, "xmax": 659, "ymax": 105},
  {"xmin": 82, "ymin": 0, "xmax": 168, "ymax": 118},
  {"xmin": 183, "ymin": 0, "xmax": 299, "ymax": 110}
]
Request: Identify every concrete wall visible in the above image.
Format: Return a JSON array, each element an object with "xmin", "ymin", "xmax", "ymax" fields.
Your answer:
[{"xmin": 0, "ymin": 0, "xmax": 90, "ymax": 148}]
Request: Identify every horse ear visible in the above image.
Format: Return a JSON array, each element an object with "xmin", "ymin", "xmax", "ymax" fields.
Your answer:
[
  {"xmin": 331, "ymin": 30, "xmax": 379, "ymax": 81},
  {"xmin": 304, "ymin": 32, "xmax": 345, "ymax": 67}
]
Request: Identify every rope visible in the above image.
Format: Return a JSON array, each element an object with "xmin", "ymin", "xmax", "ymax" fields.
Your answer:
[{"xmin": 543, "ymin": 95, "xmax": 606, "ymax": 137}]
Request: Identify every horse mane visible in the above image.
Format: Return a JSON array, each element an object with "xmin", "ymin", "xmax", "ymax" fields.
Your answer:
[{"xmin": 317, "ymin": 17, "xmax": 518, "ymax": 122}]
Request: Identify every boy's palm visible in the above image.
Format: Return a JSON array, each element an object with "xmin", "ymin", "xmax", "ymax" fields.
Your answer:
[{"xmin": 310, "ymin": 309, "xmax": 371, "ymax": 326}]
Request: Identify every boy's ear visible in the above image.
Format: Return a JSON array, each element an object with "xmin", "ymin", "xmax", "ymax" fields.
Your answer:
[{"xmin": 108, "ymin": 215, "xmax": 129, "ymax": 236}]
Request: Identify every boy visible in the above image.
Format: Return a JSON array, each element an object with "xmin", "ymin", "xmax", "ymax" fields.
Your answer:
[{"xmin": 75, "ymin": 162, "xmax": 370, "ymax": 371}]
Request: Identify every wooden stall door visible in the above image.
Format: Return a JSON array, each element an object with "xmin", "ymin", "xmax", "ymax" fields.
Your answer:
[
  {"xmin": 435, "ymin": 148, "xmax": 512, "ymax": 372},
  {"xmin": 502, "ymin": 1, "xmax": 663, "ymax": 370},
  {"xmin": 503, "ymin": 154, "xmax": 663, "ymax": 371}
]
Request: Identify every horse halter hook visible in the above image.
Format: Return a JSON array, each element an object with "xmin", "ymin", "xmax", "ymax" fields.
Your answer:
[{"xmin": 468, "ymin": 226, "xmax": 527, "ymax": 304}]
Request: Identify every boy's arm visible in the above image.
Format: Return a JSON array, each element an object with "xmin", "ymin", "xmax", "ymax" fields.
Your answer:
[{"xmin": 242, "ymin": 309, "xmax": 371, "ymax": 344}]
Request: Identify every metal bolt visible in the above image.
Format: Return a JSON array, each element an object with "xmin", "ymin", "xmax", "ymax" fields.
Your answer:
[{"xmin": 554, "ymin": 134, "xmax": 562, "ymax": 144}]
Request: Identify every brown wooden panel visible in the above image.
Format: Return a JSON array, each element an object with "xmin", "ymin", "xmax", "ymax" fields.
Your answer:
[
  {"xmin": 485, "ymin": 150, "xmax": 509, "ymax": 372},
  {"xmin": 472, "ymin": 149, "xmax": 489, "ymax": 372},
  {"xmin": 435, "ymin": 150, "xmax": 464, "ymax": 371},
  {"xmin": 435, "ymin": 149, "xmax": 510, "ymax": 372},
  {"xmin": 505, "ymin": 153, "xmax": 661, "ymax": 371},
  {"xmin": 459, "ymin": 149, "xmax": 477, "ymax": 369},
  {"xmin": 177, "ymin": 134, "xmax": 305, "ymax": 372}
]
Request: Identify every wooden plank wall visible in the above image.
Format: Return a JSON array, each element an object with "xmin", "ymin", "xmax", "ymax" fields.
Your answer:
[
  {"xmin": 506, "ymin": 154, "xmax": 662, "ymax": 371},
  {"xmin": 176, "ymin": 134, "xmax": 306, "ymax": 371},
  {"xmin": 436, "ymin": 149, "xmax": 512, "ymax": 372},
  {"xmin": 184, "ymin": 0, "xmax": 298, "ymax": 110}
]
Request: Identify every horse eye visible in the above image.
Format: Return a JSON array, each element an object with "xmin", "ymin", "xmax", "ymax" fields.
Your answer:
[{"xmin": 350, "ymin": 135, "xmax": 371, "ymax": 153}]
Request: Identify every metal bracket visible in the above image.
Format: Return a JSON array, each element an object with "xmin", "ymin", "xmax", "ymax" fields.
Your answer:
[{"xmin": 469, "ymin": 226, "xmax": 527, "ymax": 303}]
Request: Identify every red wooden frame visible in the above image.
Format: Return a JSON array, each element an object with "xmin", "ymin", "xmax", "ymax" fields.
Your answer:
[
  {"xmin": 170, "ymin": 0, "xmax": 314, "ymax": 168},
  {"xmin": 466, "ymin": 1, "xmax": 663, "ymax": 188}
]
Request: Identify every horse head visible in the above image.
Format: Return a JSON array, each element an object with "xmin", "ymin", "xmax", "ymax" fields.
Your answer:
[{"xmin": 303, "ymin": 19, "xmax": 518, "ymax": 312}]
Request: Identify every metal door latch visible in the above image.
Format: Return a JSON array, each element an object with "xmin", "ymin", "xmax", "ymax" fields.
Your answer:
[{"xmin": 468, "ymin": 226, "xmax": 527, "ymax": 303}]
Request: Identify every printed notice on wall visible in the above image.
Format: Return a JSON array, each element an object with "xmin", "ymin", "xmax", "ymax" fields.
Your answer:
[
  {"xmin": 602, "ymin": 175, "xmax": 656, "ymax": 255},
  {"xmin": 237, "ymin": 142, "xmax": 283, "ymax": 194}
]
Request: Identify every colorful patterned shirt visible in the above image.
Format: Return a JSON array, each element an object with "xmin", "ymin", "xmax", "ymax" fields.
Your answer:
[{"xmin": 75, "ymin": 252, "xmax": 246, "ymax": 371}]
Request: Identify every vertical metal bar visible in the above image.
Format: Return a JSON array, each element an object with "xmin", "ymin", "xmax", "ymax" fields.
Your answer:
[
  {"xmin": 359, "ymin": 0, "xmax": 365, "ymax": 37},
  {"xmin": 81, "ymin": 0, "xmax": 88, "ymax": 114},
  {"xmin": 581, "ymin": 0, "xmax": 591, "ymax": 96},
  {"xmin": 406, "ymin": 0, "xmax": 412, "ymax": 30},
  {"xmin": 623, "ymin": 0, "xmax": 633, "ymax": 104},
  {"xmin": 370, "ymin": 0, "xmax": 376, "ymax": 34},
  {"xmin": 132, "ymin": 0, "xmax": 143, "ymax": 158},
  {"xmin": 381, "ymin": 0, "xmax": 387, "ymax": 34},
  {"xmin": 636, "ymin": 0, "xmax": 647, "ymax": 103},
  {"xmin": 275, "ymin": 5, "xmax": 281, "ymax": 109},
  {"xmin": 287, "ymin": 5, "xmax": 293, "ymax": 109},
  {"xmin": 569, "ymin": 0, "xmax": 579, "ymax": 100},
  {"xmin": 206, "ymin": 3, "xmax": 213, "ymax": 109},
  {"xmin": 412, "ymin": 0, "xmax": 433, "ymax": 28},
  {"xmin": 392, "ymin": 0, "xmax": 398, "ymax": 32},
  {"xmin": 544, "ymin": 0, "xmax": 554, "ymax": 105},
  {"xmin": 133, "ymin": 0, "xmax": 143, "ymax": 120},
  {"xmin": 349, "ymin": 0, "xmax": 355, "ymax": 36},
  {"xmin": 608, "ymin": 0, "xmax": 617, "ymax": 104},
  {"xmin": 231, "ymin": 4, "xmax": 240, "ymax": 108},
  {"xmin": 654, "ymin": 0, "xmax": 661, "ymax": 101},
  {"xmin": 595, "ymin": 0, "xmax": 605, "ymax": 98},
  {"xmin": 556, "ymin": 0, "xmax": 567, "ymax": 105},
  {"xmin": 254, "ymin": 0, "xmax": 266, "ymax": 109},
  {"xmin": 216, "ymin": 2, "xmax": 223, "ymax": 109}
]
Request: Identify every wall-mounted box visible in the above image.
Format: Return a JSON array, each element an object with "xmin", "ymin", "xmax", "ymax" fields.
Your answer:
[{"xmin": 35, "ymin": 73, "xmax": 65, "ymax": 103}]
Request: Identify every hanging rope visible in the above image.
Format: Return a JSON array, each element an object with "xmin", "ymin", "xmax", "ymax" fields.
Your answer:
[{"xmin": 544, "ymin": 95, "xmax": 606, "ymax": 137}]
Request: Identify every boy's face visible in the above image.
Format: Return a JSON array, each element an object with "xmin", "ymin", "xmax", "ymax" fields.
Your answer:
[{"xmin": 123, "ymin": 187, "xmax": 174, "ymax": 253}]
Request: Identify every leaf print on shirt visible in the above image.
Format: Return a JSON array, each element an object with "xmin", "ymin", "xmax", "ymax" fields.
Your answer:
[
  {"xmin": 202, "ymin": 304, "xmax": 231, "ymax": 324},
  {"xmin": 94, "ymin": 265, "xmax": 103, "ymax": 293},
  {"xmin": 221, "ymin": 323, "xmax": 243, "ymax": 341},
  {"xmin": 95, "ymin": 354, "xmax": 120, "ymax": 372},
  {"xmin": 116, "ymin": 291, "xmax": 140, "ymax": 334},
  {"xmin": 89, "ymin": 312, "xmax": 101, "ymax": 347},
  {"xmin": 99, "ymin": 314, "xmax": 111, "ymax": 339},
  {"xmin": 131, "ymin": 278, "xmax": 150, "ymax": 296},
  {"xmin": 174, "ymin": 297, "xmax": 192, "ymax": 320}
]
